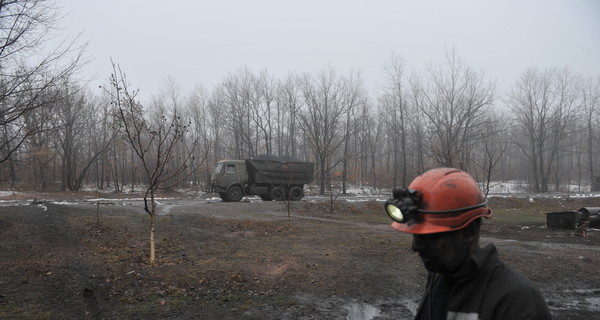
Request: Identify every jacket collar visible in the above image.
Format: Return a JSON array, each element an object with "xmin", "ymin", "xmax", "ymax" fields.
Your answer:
[{"xmin": 447, "ymin": 243, "xmax": 497, "ymax": 281}]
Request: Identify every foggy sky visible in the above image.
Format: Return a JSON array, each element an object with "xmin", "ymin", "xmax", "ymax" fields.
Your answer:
[{"xmin": 59, "ymin": 0, "xmax": 600, "ymax": 103}]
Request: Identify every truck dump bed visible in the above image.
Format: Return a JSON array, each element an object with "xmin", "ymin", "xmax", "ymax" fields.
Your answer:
[{"xmin": 246, "ymin": 159, "xmax": 314, "ymax": 185}]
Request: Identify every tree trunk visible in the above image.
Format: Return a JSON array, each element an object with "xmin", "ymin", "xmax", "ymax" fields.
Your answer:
[
  {"xmin": 131, "ymin": 149, "xmax": 136, "ymax": 192},
  {"xmin": 1, "ymin": 123, "xmax": 17, "ymax": 188},
  {"xmin": 588, "ymin": 115, "xmax": 596, "ymax": 191},
  {"xmin": 150, "ymin": 189, "xmax": 156, "ymax": 263},
  {"xmin": 319, "ymin": 155, "xmax": 326, "ymax": 195}
]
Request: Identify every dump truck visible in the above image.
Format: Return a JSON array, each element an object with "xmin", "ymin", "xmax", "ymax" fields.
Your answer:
[{"xmin": 209, "ymin": 158, "xmax": 315, "ymax": 202}]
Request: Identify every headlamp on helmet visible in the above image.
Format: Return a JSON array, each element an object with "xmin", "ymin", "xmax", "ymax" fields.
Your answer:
[
  {"xmin": 387, "ymin": 168, "xmax": 494, "ymax": 234},
  {"xmin": 385, "ymin": 187, "xmax": 422, "ymax": 225}
]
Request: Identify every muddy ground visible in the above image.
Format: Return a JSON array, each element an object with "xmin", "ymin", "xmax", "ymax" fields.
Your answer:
[{"xmin": 0, "ymin": 191, "xmax": 599, "ymax": 319}]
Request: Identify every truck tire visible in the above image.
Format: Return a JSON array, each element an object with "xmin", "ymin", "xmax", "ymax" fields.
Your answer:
[
  {"xmin": 270, "ymin": 186, "xmax": 286, "ymax": 201},
  {"xmin": 289, "ymin": 186, "xmax": 304, "ymax": 201},
  {"xmin": 226, "ymin": 186, "xmax": 243, "ymax": 202}
]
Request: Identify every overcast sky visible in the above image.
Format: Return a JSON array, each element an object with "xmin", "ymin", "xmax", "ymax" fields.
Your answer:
[{"xmin": 59, "ymin": 0, "xmax": 600, "ymax": 103}]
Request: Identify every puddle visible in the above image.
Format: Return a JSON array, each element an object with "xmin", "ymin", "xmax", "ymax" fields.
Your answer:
[
  {"xmin": 546, "ymin": 288, "xmax": 600, "ymax": 312},
  {"xmin": 157, "ymin": 203, "xmax": 175, "ymax": 215},
  {"xmin": 401, "ymin": 298, "xmax": 419, "ymax": 315},
  {"xmin": 345, "ymin": 303, "xmax": 381, "ymax": 320},
  {"xmin": 586, "ymin": 297, "xmax": 600, "ymax": 308}
]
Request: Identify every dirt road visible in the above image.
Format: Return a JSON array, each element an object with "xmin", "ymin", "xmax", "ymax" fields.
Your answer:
[{"xmin": 0, "ymin": 192, "xmax": 599, "ymax": 319}]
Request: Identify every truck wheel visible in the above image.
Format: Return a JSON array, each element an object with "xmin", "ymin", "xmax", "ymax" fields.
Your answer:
[
  {"xmin": 226, "ymin": 186, "xmax": 243, "ymax": 202},
  {"xmin": 289, "ymin": 186, "xmax": 304, "ymax": 201},
  {"xmin": 270, "ymin": 186, "xmax": 286, "ymax": 201}
]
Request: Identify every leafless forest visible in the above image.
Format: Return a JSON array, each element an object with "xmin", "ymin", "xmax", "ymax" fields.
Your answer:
[{"xmin": 1, "ymin": 0, "xmax": 599, "ymax": 195}]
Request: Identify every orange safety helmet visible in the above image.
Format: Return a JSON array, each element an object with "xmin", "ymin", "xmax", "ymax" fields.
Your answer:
[{"xmin": 389, "ymin": 168, "xmax": 493, "ymax": 234}]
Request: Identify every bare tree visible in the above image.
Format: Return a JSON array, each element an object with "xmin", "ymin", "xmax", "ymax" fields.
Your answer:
[
  {"xmin": 581, "ymin": 76, "xmax": 600, "ymax": 191},
  {"xmin": 252, "ymin": 69, "xmax": 275, "ymax": 155},
  {"xmin": 54, "ymin": 81, "xmax": 114, "ymax": 191},
  {"xmin": 297, "ymin": 67, "xmax": 354, "ymax": 195},
  {"xmin": 407, "ymin": 75, "xmax": 427, "ymax": 175},
  {"xmin": 217, "ymin": 67, "xmax": 257, "ymax": 159},
  {"xmin": 411, "ymin": 49, "xmax": 495, "ymax": 171},
  {"xmin": 21, "ymin": 93, "xmax": 56, "ymax": 189},
  {"xmin": 207, "ymin": 90, "xmax": 224, "ymax": 166},
  {"xmin": 340, "ymin": 71, "xmax": 364, "ymax": 194},
  {"xmin": 361, "ymin": 103, "xmax": 381, "ymax": 187},
  {"xmin": 93, "ymin": 90, "xmax": 120, "ymax": 190},
  {"xmin": 185, "ymin": 84, "xmax": 213, "ymax": 187},
  {"xmin": 508, "ymin": 67, "xmax": 580, "ymax": 192},
  {"xmin": 473, "ymin": 112, "xmax": 510, "ymax": 197},
  {"xmin": 275, "ymin": 74, "xmax": 301, "ymax": 158},
  {"xmin": 108, "ymin": 62, "xmax": 208, "ymax": 263},
  {"xmin": 380, "ymin": 53, "xmax": 410, "ymax": 186},
  {"xmin": 0, "ymin": 0, "xmax": 83, "ymax": 166}
]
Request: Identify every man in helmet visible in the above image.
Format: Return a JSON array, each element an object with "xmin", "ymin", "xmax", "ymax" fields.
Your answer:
[{"xmin": 385, "ymin": 168, "xmax": 551, "ymax": 320}]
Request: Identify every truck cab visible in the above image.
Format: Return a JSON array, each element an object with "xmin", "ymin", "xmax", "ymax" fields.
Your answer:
[{"xmin": 210, "ymin": 160, "xmax": 247, "ymax": 202}]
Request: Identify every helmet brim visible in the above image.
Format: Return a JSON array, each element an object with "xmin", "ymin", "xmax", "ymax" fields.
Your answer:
[{"xmin": 391, "ymin": 207, "xmax": 493, "ymax": 234}]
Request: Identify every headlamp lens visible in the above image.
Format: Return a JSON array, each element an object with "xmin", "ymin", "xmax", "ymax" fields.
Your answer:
[
  {"xmin": 385, "ymin": 187, "xmax": 422, "ymax": 224},
  {"xmin": 386, "ymin": 203, "xmax": 404, "ymax": 222}
]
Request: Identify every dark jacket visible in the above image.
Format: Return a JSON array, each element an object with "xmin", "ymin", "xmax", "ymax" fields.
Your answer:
[{"xmin": 415, "ymin": 244, "xmax": 552, "ymax": 320}]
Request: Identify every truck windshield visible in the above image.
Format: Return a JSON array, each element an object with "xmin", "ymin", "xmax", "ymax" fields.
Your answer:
[{"xmin": 214, "ymin": 163, "xmax": 223, "ymax": 175}]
